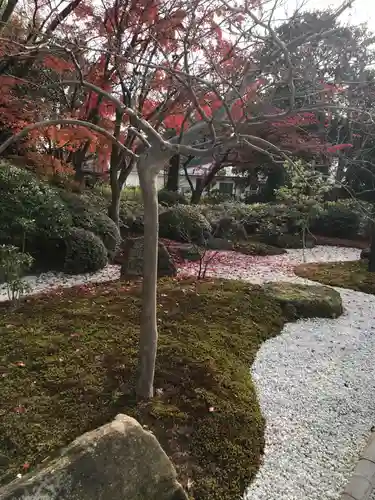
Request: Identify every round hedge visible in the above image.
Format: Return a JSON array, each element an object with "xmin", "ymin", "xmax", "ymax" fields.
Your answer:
[
  {"xmin": 0, "ymin": 164, "xmax": 72, "ymax": 268},
  {"xmin": 159, "ymin": 205, "xmax": 212, "ymax": 243},
  {"xmin": 58, "ymin": 190, "xmax": 121, "ymax": 254},
  {"xmin": 311, "ymin": 204, "xmax": 360, "ymax": 239},
  {"xmin": 0, "ymin": 164, "xmax": 72, "ymax": 242},
  {"xmin": 64, "ymin": 228, "xmax": 108, "ymax": 274}
]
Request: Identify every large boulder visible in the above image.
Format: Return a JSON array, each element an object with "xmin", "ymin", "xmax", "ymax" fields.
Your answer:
[
  {"xmin": 164, "ymin": 242, "xmax": 202, "ymax": 262},
  {"xmin": 0, "ymin": 414, "xmax": 188, "ymax": 500},
  {"xmin": 117, "ymin": 237, "xmax": 177, "ymax": 279},
  {"xmin": 263, "ymin": 282, "xmax": 343, "ymax": 319},
  {"xmin": 205, "ymin": 237, "xmax": 234, "ymax": 251}
]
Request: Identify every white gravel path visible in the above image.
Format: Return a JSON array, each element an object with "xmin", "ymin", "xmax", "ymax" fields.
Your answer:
[
  {"xmin": 0, "ymin": 265, "xmax": 121, "ymax": 302},
  {"xmin": 244, "ymin": 287, "xmax": 375, "ymax": 500},
  {"xmin": 0, "ymin": 245, "xmax": 359, "ymax": 302},
  {"xmin": 239, "ymin": 245, "xmax": 375, "ymax": 500}
]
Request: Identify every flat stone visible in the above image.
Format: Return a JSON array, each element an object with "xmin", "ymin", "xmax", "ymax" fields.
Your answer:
[
  {"xmin": 363, "ymin": 435, "xmax": 375, "ymax": 463},
  {"xmin": 344, "ymin": 475, "xmax": 372, "ymax": 500},
  {"xmin": 354, "ymin": 460, "xmax": 375, "ymax": 485}
]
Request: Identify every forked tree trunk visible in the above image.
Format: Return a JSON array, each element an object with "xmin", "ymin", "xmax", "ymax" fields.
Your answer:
[{"xmin": 136, "ymin": 164, "xmax": 159, "ymax": 399}]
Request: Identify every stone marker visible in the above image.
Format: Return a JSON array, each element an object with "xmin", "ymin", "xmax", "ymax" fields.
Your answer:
[{"xmin": 117, "ymin": 237, "xmax": 177, "ymax": 280}]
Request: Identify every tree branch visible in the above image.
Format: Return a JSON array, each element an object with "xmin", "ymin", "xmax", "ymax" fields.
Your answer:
[{"xmin": 0, "ymin": 119, "xmax": 137, "ymax": 157}]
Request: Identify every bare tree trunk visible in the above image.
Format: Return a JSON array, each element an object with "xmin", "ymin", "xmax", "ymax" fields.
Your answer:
[
  {"xmin": 136, "ymin": 164, "xmax": 159, "ymax": 399},
  {"xmin": 368, "ymin": 221, "xmax": 375, "ymax": 272},
  {"xmin": 0, "ymin": 0, "xmax": 19, "ymax": 31},
  {"xmin": 166, "ymin": 154, "xmax": 180, "ymax": 191},
  {"xmin": 108, "ymin": 186, "xmax": 121, "ymax": 227},
  {"xmin": 190, "ymin": 154, "xmax": 228, "ymax": 204},
  {"xmin": 190, "ymin": 185, "xmax": 204, "ymax": 204}
]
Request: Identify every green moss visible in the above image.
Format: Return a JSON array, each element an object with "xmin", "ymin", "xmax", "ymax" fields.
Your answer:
[
  {"xmin": 234, "ymin": 241, "xmax": 286, "ymax": 256},
  {"xmin": 263, "ymin": 282, "xmax": 343, "ymax": 318},
  {"xmin": 295, "ymin": 260, "xmax": 375, "ymax": 295},
  {"xmin": 0, "ymin": 278, "xmax": 338, "ymax": 499}
]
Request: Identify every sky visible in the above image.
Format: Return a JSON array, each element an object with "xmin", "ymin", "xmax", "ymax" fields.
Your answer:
[{"xmin": 283, "ymin": 0, "xmax": 373, "ymax": 26}]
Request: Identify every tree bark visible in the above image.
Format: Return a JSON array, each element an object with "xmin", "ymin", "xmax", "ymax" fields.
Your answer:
[
  {"xmin": 190, "ymin": 156, "xmax": 227, "ymax": 204},
  {"xmin": 136, "ymin": 163, "xmax": 159, "ymax": 399},
  {"xmin": 108, "ymin": 186, "xmax": 121, "ymax": 227},
  {"xmin": 368, "ymin": 221, "xmax": 375, "ymax": 272},
  {"xmin": 165, "ymin": 154, "xmax": 180, "ymax": 191},
  {"xmin": 190, "ymin": 184, "xmax": 204, "ymax": 204}
]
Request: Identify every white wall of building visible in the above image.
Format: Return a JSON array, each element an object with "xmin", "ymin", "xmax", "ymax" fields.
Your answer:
[
  {"xmin": 127, "ymin": 169, "xmax": 165, "ymax": 190},
  {"xmin": 125, "ymin": 166, "xmax": 260, "ymax": 199}
]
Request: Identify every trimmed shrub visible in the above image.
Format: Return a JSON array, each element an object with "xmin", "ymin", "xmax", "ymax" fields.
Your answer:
[
  {"xmin": 119, "ymin": 200, "xmax": 145, "ymax": 235},
  {"xmin": 312, "ymin": 203, "xmax": 360, "ymax": 239},
  {"xmin": 0, "ymin": 163, "xmax": 72, "ymax": 266},
  {"xmin": 212, "ymin": 217, "xmax": 247, "ymax": 241},
  {"xmin": 58, "ymin": 190, "xmax": 121, "ymax": 254},
  {"xmin": 158, "ymin": 189, "xmax": 188, "ymax": 206},
  {"xmin": 204, "ymin": 189, "xmax": 234, "ymax": 205},
  {"xmin": 64, "ymin": 228, "xmax": 108, "ymax": 274},
  {"xmin": 159, "ymin": 205, "xmax": 212, "ymax": 243}
]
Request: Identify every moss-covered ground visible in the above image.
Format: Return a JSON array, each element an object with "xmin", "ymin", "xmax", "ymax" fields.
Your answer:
[
  {"xmin": 0, "ymin": 278, "xmax": 340, "ymax": 499},
  {"xmin": 295, "ymin": 260, "xmax": 375, "ymax": 295}
]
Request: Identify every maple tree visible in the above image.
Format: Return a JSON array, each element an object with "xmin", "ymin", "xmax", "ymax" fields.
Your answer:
[{"xmin": 0, "ymin": 0, "xmax": 369, "ymax": 399}]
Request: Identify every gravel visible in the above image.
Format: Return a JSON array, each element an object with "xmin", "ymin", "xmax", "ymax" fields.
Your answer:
[
  {"xmin": 0, "ymin": 245, "xmax": 360, "ymax": 303},
  {"xmin": 0, "ymin": 265, "xmax": 121, "ymax": 302},
  {"xmin": 243, "ymin": 253, "xmax": 375, "ymax": 500},
  {"xmin": 179, "ymin": 245, "xmax": 361, "ymax": 284}
]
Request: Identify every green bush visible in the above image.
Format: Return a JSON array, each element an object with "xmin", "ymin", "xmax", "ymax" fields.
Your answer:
[
  {"xmin": 159, "ymin": 205, "xmax": 212, "ymax": 242},
  {"xmin": 58, "ymin": 190, "xmax": 121, "ymax": 254},
  {"xmin": 204, "ymin": 189, "xmax": 234, "ymax": 205},
  {"xmin": 0, "ymin": 163, "xmax": 72, "ymax": 261},
  {"xmin": 0, "ymin": 245, "xmax": 33, "ymax": 305},
  {"xmin": 64, "ymin": 228, "xmax": 108, "ymax": 274},
  {"xmin": 119, "ymin": 199, "xmax": 145, "ymax": 235},
  {"xmin": 212, "ymin": 217, "xmax": 247, "ymax": 241},
  {"xmin": 311, "ymin": 203, "xmax": 360, "ymax": 239},
  {"xmin": 158, "ymin": 189, "xmax": 188, "ymax": 206}
]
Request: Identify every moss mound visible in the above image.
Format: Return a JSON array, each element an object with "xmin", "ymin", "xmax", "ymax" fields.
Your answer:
[
  {"xmin": 0, "ymin": 279, "xmax": 338, "ymax": 499},
  {"xmin": 295, "ymin": 260, "xmax": 375, "ymax": 295},
  {"xmin": 263, "ymin": 282, "xmax": 343, "ymax": 318},
  {"xmin": 235, "ymin": 241, "xmax": 286, "ymax": 256}
]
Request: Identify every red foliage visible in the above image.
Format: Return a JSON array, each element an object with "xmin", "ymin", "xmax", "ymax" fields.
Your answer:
[
  {"xmin": 43, "ymin": 55, "xmax": 74, "ymax": 73},
  {"xmin": 326, "ymin": 143, "xmax": 353, "ymax": 153}
]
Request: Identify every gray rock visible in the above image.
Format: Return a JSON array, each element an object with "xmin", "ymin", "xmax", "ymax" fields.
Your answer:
[
  {"xmin": 118, "ymin": 237, "xmax": 177, "ymax": 279},
  {"xmin": 205, "ymin": 237, "xmax": 234, "ymax": 251},
  {"xmin": 169, "ymin": 243, "xmax": 202, "ymax": 262},
  {"xmin": 0, "ymin": 414, "xmax": 188, "ymax": 500},
  {"xmin": 361, "ymin": 247, "xmax": 370, "ymax": 259}
]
